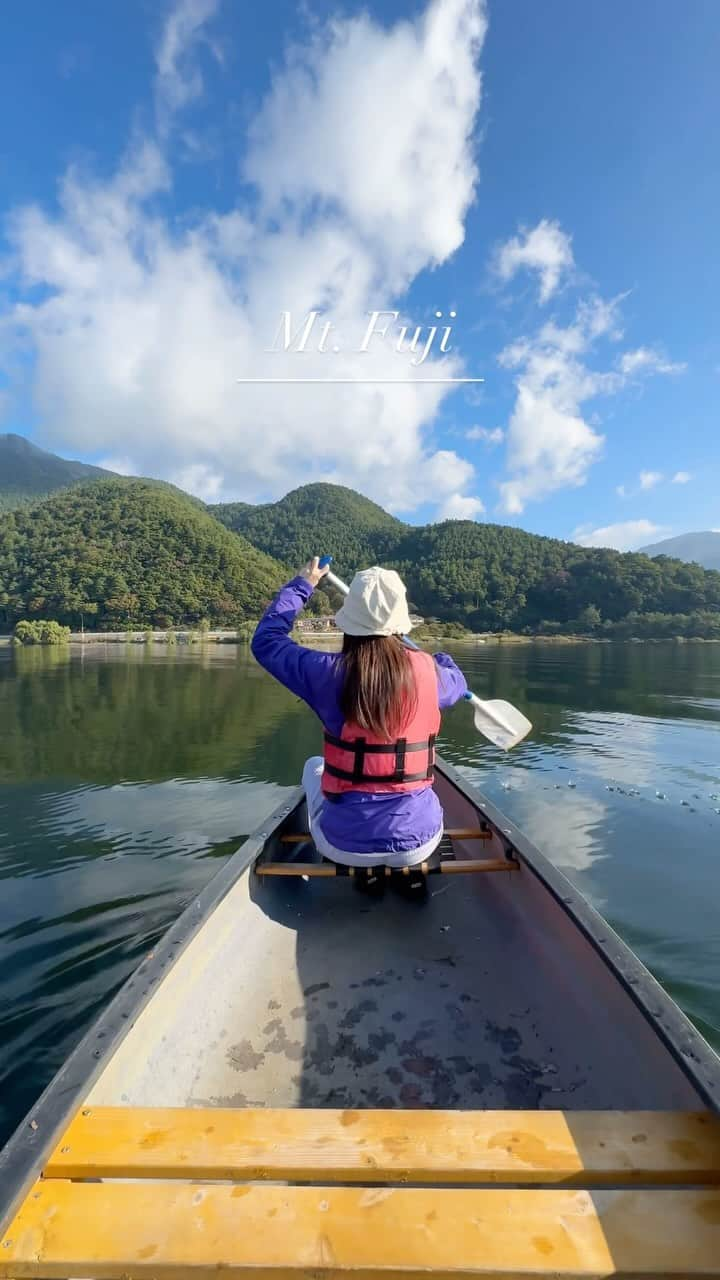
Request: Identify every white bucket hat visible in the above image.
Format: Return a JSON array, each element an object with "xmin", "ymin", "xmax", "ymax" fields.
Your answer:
[{"xmin": 334, "ymin": 566, "xmax": 413, "ymax": 637}]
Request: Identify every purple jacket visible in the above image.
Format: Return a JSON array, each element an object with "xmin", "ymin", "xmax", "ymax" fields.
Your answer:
[{"xmin": 251, "ymin": 577, "xmax": 468, "ymax": 854}]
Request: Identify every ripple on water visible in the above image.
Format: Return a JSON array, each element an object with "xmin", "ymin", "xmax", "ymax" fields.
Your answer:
[{"xmin": 0, "ymin": 640, "xmax": 719, "ymax": 1146}]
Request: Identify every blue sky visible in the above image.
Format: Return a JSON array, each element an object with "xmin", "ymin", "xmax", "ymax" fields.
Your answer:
[{"xmin": 0, "ymin": 0, "xmax": 717, "ymax": 547}]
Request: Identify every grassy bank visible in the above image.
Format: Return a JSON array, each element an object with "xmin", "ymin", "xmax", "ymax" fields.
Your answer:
[
  {"xmin": 3, "ymin": 629, "xmax": 718, "ymax": 650},
  {"xmin": 0, "ymin": 629, "xmax": 254, "ymax": 647}
]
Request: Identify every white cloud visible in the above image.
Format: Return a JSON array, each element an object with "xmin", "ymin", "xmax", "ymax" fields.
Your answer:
[
  {"xmin": 497, "ymin": 296, "xmax": 623, "ymax": 514},
  {"xmin": 494, "ymin": 219, "xmax": 574, "ymax": 303},
  {"xmin": 466, "ymin": 425, "xmax": 503, "ymax": 444},
  {"xmin": 170, "ymin": 463, "xmax": 224, "ymax": 501},
  {"xmin": 96, "ymin": 455, "xmax": 138, "ymax": 476},
  {"xmin": 573, "ymin": 519, "xmax": 666, "ymax": 551},
  {"xmin": 1, "ymin": 0, "xmax": 488, "ymax": 516},
  {"xmin": 435, "ymin": 492, "xmax": 485, "ymax": 520},
  {"xmin": 618, "ymin": 469, "xmax": 681, "ymax": 498},
  {"xmin": 619, "ymin": 347, "xmax": 686, "ymax": 376},
  {"xmin": 155, "ymin": 0, "xmax": 220, "ymax": 130},
  {"xmin": 494, "ymin": 273, "xmax": 687, "ymax": 515},
  {"xmin": 246, "ymin": 0, "xmax": 487, "ymax": 291}
]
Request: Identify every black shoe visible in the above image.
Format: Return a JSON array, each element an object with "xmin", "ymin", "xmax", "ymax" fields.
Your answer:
[
  {"xmin": 390, "ymin": 869, "xmax": 428, "ymax": 901},
  {"xmin": 352, "ymin": 867, "xmax": 386, "ymax": 899}
]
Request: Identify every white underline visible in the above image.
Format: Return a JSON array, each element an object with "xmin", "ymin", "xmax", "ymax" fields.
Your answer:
[{"xmin": 236, "ymin": 377, "xmax": 485, "ymax": 384}]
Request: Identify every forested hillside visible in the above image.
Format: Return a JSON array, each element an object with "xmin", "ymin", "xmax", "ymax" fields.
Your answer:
[
  {"xmin": 392, "ymin": 521, "xmax": 720, "ymax": 636},
  {"xmin": 1, "ymin": 462, "xmax": 718, "ymax": 637},
  {"xmin": 211, "ymin": 482, "xmax": 404, "ymax": 568},
  {"xmin": 0, "ymin": 479, "xmax": 284, "ymax": 629},
  {"xmin": 213, "ymin": 483, "xmax": 720, "ymax": 637},
  {"xmin": 0, "ymin": 433, "xmax": 113, "ymax": 512}
]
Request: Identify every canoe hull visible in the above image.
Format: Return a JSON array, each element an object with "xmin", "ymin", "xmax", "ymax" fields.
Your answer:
[{"xmin": 2, "ymin": 758, "xmax": 719, "ymax": 1237}]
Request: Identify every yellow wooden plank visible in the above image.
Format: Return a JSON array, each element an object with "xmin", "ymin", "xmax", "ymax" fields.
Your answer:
[
  {"xmin": 43, "ymin": 1107, "xmax": 720, "ymax": 1185},
  {"xmin": 2, "ymin": 1181, "xmax": 720, "ymax": 1279}
]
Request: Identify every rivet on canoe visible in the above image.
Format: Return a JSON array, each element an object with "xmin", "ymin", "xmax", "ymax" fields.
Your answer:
[
  {"xmin": 82, "ymin": 1109, "xmax": 92, "ymax": 1116},
  {"xmin": 61, "ymin": 1146, "xmax": 70, "ymax": 1154}
]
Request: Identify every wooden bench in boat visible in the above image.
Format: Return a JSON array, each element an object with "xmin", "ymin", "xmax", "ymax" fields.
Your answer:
[
  {"xmin": 2, "ymin": 1106, "xmax": 720, "ymax": 1277},
  {"xmin": 257, "ymin": 827, "xmax": 520, "ymax": 878}
]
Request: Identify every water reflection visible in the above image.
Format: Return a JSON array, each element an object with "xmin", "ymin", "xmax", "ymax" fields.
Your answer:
[{"xmin": 0, "ymin": 638, "xmax": 719, "ymax": 1143}]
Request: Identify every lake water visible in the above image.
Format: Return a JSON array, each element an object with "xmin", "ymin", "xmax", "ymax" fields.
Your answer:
[{"xmin": 1, "ymin": 639, "xmax": 719, "ymax": 1144}]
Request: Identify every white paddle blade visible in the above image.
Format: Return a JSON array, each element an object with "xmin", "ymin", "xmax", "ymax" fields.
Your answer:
[{"xmin": 469, "ymin": 694, "xmax": 532, "ymax": 750}]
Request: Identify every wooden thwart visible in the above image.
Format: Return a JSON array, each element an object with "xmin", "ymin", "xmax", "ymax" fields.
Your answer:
[
  {"xmin": 280, "ymin": 828, "xmax": 492, "ymax": 844},
  {"xmin": 257, "ymin": 858, "xmax": 515, "ymax": 878},
  {"xmin": 3, "ymin": 1180, "xmax": 720, "ymax": 1279},
  {"xmin": 44, "ymin": 1107, "xmax": 720, "ymax": 1186}
]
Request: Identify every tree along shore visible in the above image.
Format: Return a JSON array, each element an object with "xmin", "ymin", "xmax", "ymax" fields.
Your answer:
[{"xmin": 0, "ymin": 629, "xmax": 251, "ymax": 646}]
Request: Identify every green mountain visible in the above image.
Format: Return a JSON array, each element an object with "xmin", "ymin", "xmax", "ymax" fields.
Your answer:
[
  {"xmin": 0, "ymin": 479, "xmax": 284, "ymax": 630},
  {"xmin": 213, "ymin": 483, "xmax": 720, "ymax": 638},
  {"xmin": 2, "ymin": 454, "xmax": 719, "ymax": 637},
  {"xmin": 0, "ymin": 433, "xmax": 114, "ymax": 512},
  {"xmin": 210, "ymin": 482, "xmax": 404, "ymax": 576},
  {"xmin": 639, "ymin": 532, "xmax": 720, "ymax": 572}
]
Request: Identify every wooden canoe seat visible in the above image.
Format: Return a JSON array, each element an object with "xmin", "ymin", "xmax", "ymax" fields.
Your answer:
[
  {"xmin": 256, "ymin": 857, "xmax": 516, "ymax": 877},
  {"xmin": 257, "ymin": 829, "xmax": 517, "ymax": 878},
  {"xmin": 2, "ymin": 1107, "xmax": 720, "ymax": 1278},
  {"xmin": 41, "ymin": 1106, "xmax": 720, "ymax": 1185}
]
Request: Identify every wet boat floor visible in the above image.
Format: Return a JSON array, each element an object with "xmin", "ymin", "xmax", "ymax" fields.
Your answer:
[
  {"xmin": 178, "ymin": 870, "xmax": 678, "ymax": 1112},
  {"xmin": 91, "ymin": 845, "xmax": 700, "ymax": 1114},
  {"xmin": 245, "ymin": 875, "xmax": 566, "ymax": 1111}
]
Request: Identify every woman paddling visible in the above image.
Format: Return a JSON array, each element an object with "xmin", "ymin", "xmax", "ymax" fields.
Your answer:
[{"xmin": 251, "ymin": 558, "xmax": 467, "ymax": 896}]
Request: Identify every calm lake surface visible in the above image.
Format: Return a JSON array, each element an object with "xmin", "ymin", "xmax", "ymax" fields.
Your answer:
[{"xmin": 1, "ymin": 639, "xmax": 719, "ymax": 1143}]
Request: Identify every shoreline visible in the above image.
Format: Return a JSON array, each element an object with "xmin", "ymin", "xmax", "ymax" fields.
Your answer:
[{"xmin": 1, "ymin": 629, "xmax": 719, "ymax": 649}]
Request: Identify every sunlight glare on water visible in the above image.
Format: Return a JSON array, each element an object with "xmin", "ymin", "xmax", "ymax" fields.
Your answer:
[{"xmin": 0, "ymin": 638, "xmax": 718, "ymax": 1143}]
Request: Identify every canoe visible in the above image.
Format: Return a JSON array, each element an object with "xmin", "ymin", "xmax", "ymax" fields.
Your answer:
[{"xmin": 1, "ymin": 755, "xmax": 719, "ymax": 1278}]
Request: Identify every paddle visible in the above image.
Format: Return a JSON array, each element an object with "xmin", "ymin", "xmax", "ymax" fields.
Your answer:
[{"xmin": 317, "ymin": 557, "xmax": 532, "ymax": 751}]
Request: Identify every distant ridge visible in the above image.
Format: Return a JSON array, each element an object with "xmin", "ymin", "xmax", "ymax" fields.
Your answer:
[
  {"xmin": 0, "ymin": 433, "xmax": 114, "ymax": 512},
  {"xmin": 639, "ymin": 532, "xmax": 720, "ymax": 572}
]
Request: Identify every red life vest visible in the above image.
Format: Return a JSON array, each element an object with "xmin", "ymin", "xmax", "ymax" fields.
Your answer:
[{"xmin": 322, "ymin": 649, "xmax": 441, "ymax": 795}]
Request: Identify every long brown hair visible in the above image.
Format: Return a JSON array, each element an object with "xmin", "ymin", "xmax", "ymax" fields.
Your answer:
[{"xmin": 340, "ymin": 635, "xmax": 418, "ymax": 739}]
